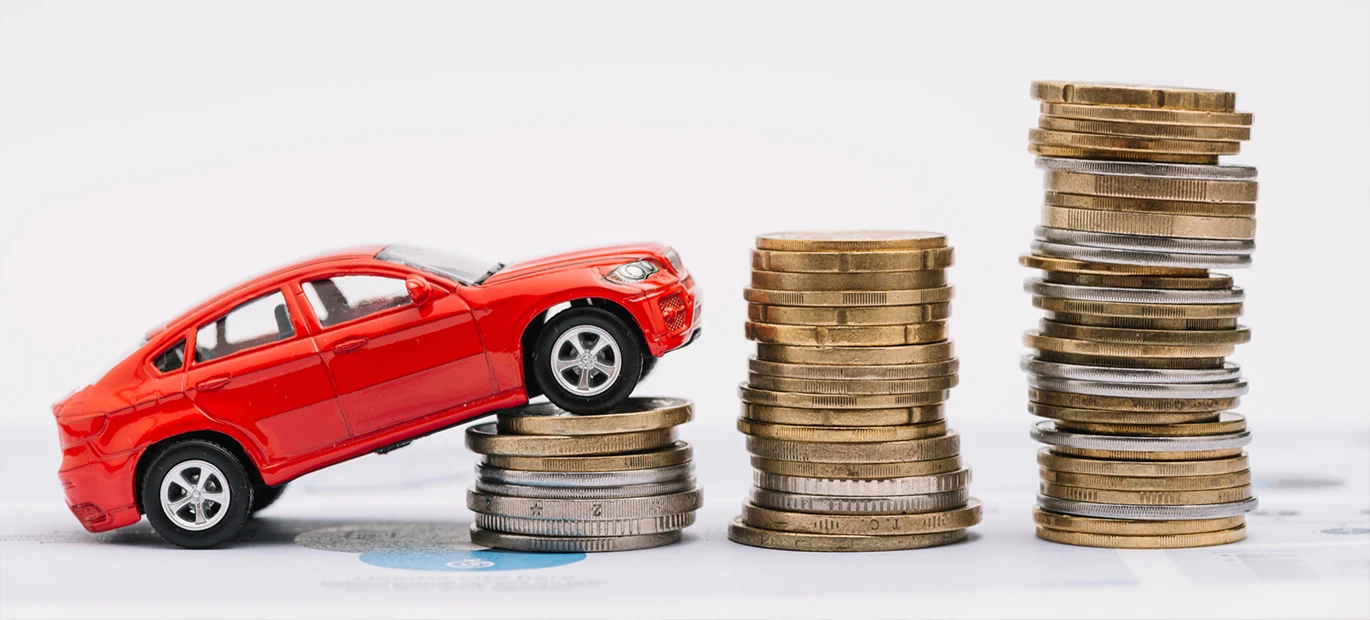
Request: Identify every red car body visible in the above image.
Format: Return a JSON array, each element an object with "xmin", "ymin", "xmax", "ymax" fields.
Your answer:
[{"xmin": 53, "ymin": 243, "xmax": 700, "ymax": 534}]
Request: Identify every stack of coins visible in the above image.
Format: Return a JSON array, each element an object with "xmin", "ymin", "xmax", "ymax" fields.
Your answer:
[
  {"xmin": 465, "ymin": 397, "xmax": 702, "ymax": 552},
  {"xmin": 1021, "ymin": 81, "xmax": 1259, "ymax": 548},
  {"xmin": 728, "ymin": 231, "xmax": 981, "ymax": 552}
]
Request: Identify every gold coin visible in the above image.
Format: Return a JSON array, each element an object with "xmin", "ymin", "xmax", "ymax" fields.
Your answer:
[
  {"xmin": 728, "ymin": 517, "xmax": 968, "ymax": 552},
  {"xmin": 1028, "ymin": 402, "xmax": 1221, "ymax": 425},
  {"xmin": 1031, "ymin": 81, "xmax": 1236, "ymax": 112},
  {"xmin": 1044, "ymin": 191, "xmax": 1256, "ymax": 218},
  {"xmin": 738, "ymin": 418, "xmax": 948, "ymax": 443},
  {"xmin": 1053, "ymin": 447, "xmax": 1244, "ymax": 461},
  {"xmin": 751, "ymin": 270, "xmax": 947, "ymax": 291},
  {"xmin": 746, "ymin": 431, "xmax": 960, "ymax": 463},
  {"xmin": 1039, "ymin": 320, "xmax": 1251, "ymax": 346},
  {"xmin": 742, "ymin": 499, "xmax": 981, "ymax": 536},
  {"xmin": 1034, "ymin": 509, "xmax": 1244, "ymax": 536},
  {"xmin": 1038, "ymin": 448, "xmax": 1250, "ymax": 476},
  {"xmin": 1020, "ymin": 253, "xmax": 1210, "ymax": 277},
  {"xmin": 1031, "ymin": 129, "xmax": 1240, "ymax": 155},
  {"xmin": 747, "ymin": 322, "xmax": 948, "ymax": 346},
  {"xmin": 744, "ymin": 286, "xmax": 955, "ymax": 307},
  {"xmin": 751, "ymin": 455, "xmax": 963, "ymax": 479},
  {"xmin": 1040, "ymin": 482, "xmax": 1254, "ymax": 505},
  {"xmin": 752, "ymin": 247, "xmax": 954, "ymax": 272},
  {"xmin": 742, "ymin": 403, "xmax": 945, "ymax": 427},
  {"xmin": 748, "ymin": 302, "xmax": 951, "ymax": 326},
  {"xmin": 739, "ymin": 385, "xmax": 949, "ymax": 409},
  {"xmin": 1029, "ymin": 143, "xmax": 1220, "ymax": 165},
  {"xmin": 1057, "ymin": 413, "xmax": 1247, "ymax": 437},
  {"xmin": 1041, "ymin": 206, "xmax": 1256, "ymax": 240},
  {"xmin": 746, "ymin": 373, "xmax": 958, "ymax": 395},
  {"xmin": 748, "ymin": 357, "xmax": 958, "ymax": 380},
  {"xmin": 1044, "ymin": 170, "xmax": 1257, "ymax": 203},
  {"xmin": 1039, "ymin": 116, "xmax": 1250, "ymax": 141},
  {"xmin": 1030, "ymin": 388, "xmax": 1237, "ymax": 413},
  {"xmin": 1034, "ymin": 508, "xmax": 1244, "ymax": 536},
  {"xmin": 1035, "ymin": 350, "xmax": 1226, "ymax": 370},
  {"xmin": 1040, "ymin": 468, "xmax": 1251, "ymax": 491},
  {"xmin": 465, "ymin": 423, "xmax": 676, "ymax": 457},
  {"xmin": 482, "ymin": 441, "xmax": 693, "ymax": 472},
  {"xmin": 495, "ymin": 398, "xmax": 692, "ymax": 435},
  {"xmin": 1044, "ymin": 270, "xmax": 1234, "ymax": 291},
  {"xmin": 755, "ymin": 342, "xmax": 955, "ymax": 365},
  {"xmin": 1043, "ymin": 312, "xmax": 1238, "ymax": 330},
  {"xmin": 1024, "ymin": 331, "xmax": 1236, "ymax": 358},
  {"xmin": 1040, "ymin": 102, "xmax": 1252, "ymax": 127},
  {"xmin": 1035, "ymin": 524, "xmax": 1246, "ymax": 548},
  {"xmin": 1032, "ymin": 296, "xmax": 1243, "ymax": 319},
  {"xmin": 756, "ymin": 230, "xmax": 946, "ymax": 252}
]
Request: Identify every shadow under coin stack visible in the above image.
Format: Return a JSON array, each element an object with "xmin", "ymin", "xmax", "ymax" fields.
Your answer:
[
  {"xmin": 1022, "ymin": 81, "xmax": 1259, "ymax": 548},
  {"xmin": 465, "ymin": 397, "xmax": 702, "ymax": 552},
  {"xmin": 728, "ymin": 231, "xmax": 981, "ymax": 552}
]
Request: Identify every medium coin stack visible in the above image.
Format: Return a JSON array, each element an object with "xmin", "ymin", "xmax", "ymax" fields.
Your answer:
[
  {"xmin": 465, "ymin": 397, "xmax": 702, "ymax": 552},
  {"xmin": 1021, "ymin": 81, "xmax": 1259, "ymax": 548},
  {"xmin": 728, "ymin": 231, "xmax": 981, "ymax": 552}
]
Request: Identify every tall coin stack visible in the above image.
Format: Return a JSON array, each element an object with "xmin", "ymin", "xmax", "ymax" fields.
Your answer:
[
  {"xmin": 728, "ymin": 231, "xmax": 981, "ymax": 552},
  {"xmin": 1022, "ymin": 81, "xmax": 1259, "ymax": 548},
  {"xmin": 465, "ymin": 397, "xmax": 702, "ymax": 552}
]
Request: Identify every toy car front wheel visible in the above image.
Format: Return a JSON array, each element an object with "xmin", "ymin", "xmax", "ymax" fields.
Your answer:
[
  {"xmin": 141, "ymin": 440, "xmax": 253, "ymax": 549},
  {"xmin": 533, "ymin": 307, "xmax": 643, "ymax": 414}
]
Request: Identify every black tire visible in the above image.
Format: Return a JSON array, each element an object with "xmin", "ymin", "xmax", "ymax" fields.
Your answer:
[
  {"xmin": 250, "ymin": 482, "xmax": 287, "ymax": 513},
  {"xmin": 140, "ymin": 440, "xmax": 253, "ymax": 549},
  {"xmin": 639, "ymin": 354, "xmax": 660, "ymax": 382},
  {"xmin": 532, "ymin": 307, "xmax": 643, "ymax": 414}
]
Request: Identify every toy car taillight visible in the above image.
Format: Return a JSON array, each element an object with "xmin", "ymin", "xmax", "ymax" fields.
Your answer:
[{"xmin": 55, "ymin": 412, "xmax": 107, "ymax": 445}]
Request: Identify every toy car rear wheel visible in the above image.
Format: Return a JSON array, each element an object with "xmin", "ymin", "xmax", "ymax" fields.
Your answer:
[
  {"xmin": 141, "ymin": 440, "xmax": 253, "ymax": 549},
  {"xmin": 533, "ymin": 307, "xmax": 643, "ymax": 414},
  {"xmin": 250, "ymin": 482, "xmax": 287, "ymax": 513}
]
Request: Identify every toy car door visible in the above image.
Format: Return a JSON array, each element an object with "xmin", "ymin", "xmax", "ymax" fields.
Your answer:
[{"xmin": 300, "ymin": 271, "xmax": 494, "ymax": 436}]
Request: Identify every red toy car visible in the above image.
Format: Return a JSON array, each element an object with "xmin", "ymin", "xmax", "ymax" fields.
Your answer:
[{"xmin": 52, "ymin": 243, "xmax": 700, "ymax": 547}]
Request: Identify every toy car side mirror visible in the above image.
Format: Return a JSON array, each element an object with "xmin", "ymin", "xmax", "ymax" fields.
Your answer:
[{"xmin": 405, "ymin": 277, "xmax": 431, "ymax": 306}]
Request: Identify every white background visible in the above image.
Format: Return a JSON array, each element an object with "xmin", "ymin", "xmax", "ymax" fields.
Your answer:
[{"xmin": 2, "ymin": 1, "xmax": 1367, "ymax": 430}]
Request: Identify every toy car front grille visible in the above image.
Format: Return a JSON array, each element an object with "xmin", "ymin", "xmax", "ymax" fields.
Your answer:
[{"xmin": 660, "ymin": 293, "xmax": 688, "ymax": 333}]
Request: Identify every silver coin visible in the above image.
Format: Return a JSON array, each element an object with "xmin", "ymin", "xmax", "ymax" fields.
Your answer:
[
  {"xmin": 748, "ymin": 487, "xmax": 969, "ymax": 515},
  {"xmin": 1037, "ymin": 495, "xmax": 1259, "ymax": 521},
  {"xmin": 1025, "ymin": 278, "xmax": 1245, "ymax": 305},
  {"xmin": 1027, "ymin": 375, "xmax": 1250, "ymax": 399},
  {"xmin": 1030, "ymin": 240, "xmax": 1252, "ymax": 269},
  {"xmin": 1035, "ymin": 156, "xmax": 1258, "ymax": 180},
  {"xmin": 1036, "ymin": 227, "xmax": 1255, "ymax": 256},
  {"xmin": 466, "ymin": 487, "xmax": 703, "ymax": 520},
  {"xmin": 474, "ymin": 478, "xmax": 696, "ymax": 499},
  {"xmin": 469, "ymin": 525, "xmax": 682, "ymax": 552},
  {"xmin": 1031, "ymin": 420, "xmax": 1252, "ymax": 452},
  {"xmin": 475, "ymin": 462, "xmax": 694, "ymax": 488},
  {"xmin": 472, "ymin": 511, "xmax": 695, "ymax": 537},
  {"xmin": 1021, "ymin": 355, "xmax": 1242, "ymax": 384},
  {"xmin": 752, "ymin": 469, "xmax": 971, "ymax": 497}
]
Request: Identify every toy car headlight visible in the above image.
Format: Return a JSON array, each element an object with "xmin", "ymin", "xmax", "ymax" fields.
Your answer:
[
  {"xmin": 663, "ymin": 248, "xmax": 684, "ymax": 273},
  {"xmin": 606, "ymin": 260, "xmax": 660, "ymax": 284}
]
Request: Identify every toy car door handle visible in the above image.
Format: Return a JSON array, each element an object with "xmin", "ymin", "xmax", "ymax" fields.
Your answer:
[
  {"xmin": 196, "ymin": 376, "xmax": 231, "ymax": 392},
  {"xmin": 332, "ymin": 337, "xmax": 369, "ymax": 354}
]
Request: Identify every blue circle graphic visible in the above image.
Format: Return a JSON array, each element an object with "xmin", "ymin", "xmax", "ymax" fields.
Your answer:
[{"xmin": 360, "ymin": 549, "xmax": 586, "ymax": 572}]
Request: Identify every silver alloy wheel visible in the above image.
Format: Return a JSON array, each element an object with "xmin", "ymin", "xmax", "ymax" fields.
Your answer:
[
  {"xmin": 159, "ymin": 459, "xmax": 231, "ymax": 532},
  {"xmin": 550, "ymin": 325, "xmax": 621, "ymax": 396}
]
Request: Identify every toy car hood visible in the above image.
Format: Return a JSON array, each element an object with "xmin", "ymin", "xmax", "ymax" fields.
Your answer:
[{"xmin": 480, "ymin": 242, "xmax": 670, "ymax": 285}]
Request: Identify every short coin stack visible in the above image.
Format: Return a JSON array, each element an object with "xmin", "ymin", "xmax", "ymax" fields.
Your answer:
[
  {"xmin": 728, "ymin": 231, "xmax": 981, "ymax": 552},
  {"xmin": 465, "ymin": 397, "xmax": 702, "ymax": 552},
  {"xmin": 1021, "ymin": 81, "xmax": 1259, "ymax": 548}
]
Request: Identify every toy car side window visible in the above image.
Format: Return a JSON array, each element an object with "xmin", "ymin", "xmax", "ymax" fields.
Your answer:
[
  {"xmin": 194, "ymin": 290, "xmax": 296, "ymax": 363},
  {"xmin": 302, "ymin": 275, "xmax": 411, "ymax": 328},
  {"xmin": 151, "ymin": 338, "xmax": 187, "ymax": 373}
]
